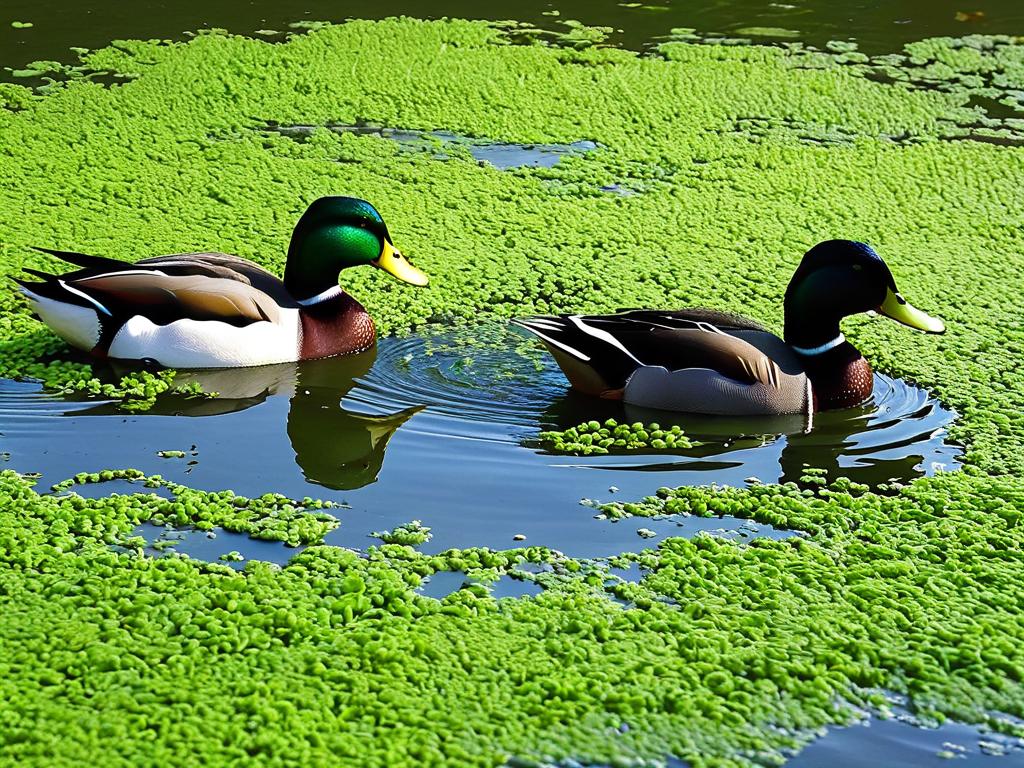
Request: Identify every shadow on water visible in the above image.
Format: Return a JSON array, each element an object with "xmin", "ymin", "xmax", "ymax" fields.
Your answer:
[
  {"xmin": 0, "ymin": 324, "xmax": 960, "ymax": 555},
  {"xmin": 4, "ymin": 0, "xmax": 1024, "ymax": 77}
]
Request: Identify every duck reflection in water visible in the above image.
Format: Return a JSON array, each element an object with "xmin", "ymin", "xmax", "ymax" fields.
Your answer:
[
  {"xmin": 81, "ymin": 348, "xmax": 422, "ymax": 490},
  {"xmin": 538, "ymin": 379, "xmax": 958, "ymax": 488}
]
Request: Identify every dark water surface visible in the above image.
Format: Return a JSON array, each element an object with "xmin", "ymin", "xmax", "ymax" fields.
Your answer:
[
  {"xmin": 0, "ymin": 325, "xmax": 959, "ymax": 556},
  {"xmin": 3, "ymin": 0, "xmax": 1023, "ymax": 71}
]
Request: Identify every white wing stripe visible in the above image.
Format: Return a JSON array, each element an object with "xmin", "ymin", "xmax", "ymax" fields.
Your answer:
[
  {"xmin": 520, "ymin": 326, "xmax": 591, "ymax": 361},
  {"xmin": 58, "ymin": 280, "xmax": 111, "ymax": 316},
  {"xmin": 520, "ymin": 318, "xmax": 563, "ymax": 330},
  {"xmin": 568, "ymin": 315, "xmax": 640, "ymax": 363},
  {"xmin": 76, "ymin": 269, "xmax": 168, "ymax": 281}
]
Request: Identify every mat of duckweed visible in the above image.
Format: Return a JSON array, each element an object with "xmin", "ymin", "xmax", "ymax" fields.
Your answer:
[{"xmin": 1, "ymin": 17, "xmax": 1024, "ymax": 767}]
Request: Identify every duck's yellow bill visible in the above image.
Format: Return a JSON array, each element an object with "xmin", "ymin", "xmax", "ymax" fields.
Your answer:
[
  {"xmin": 372, "ymin": 242, "xmax": 429, "ymax": 287},
  {"xmin": 877, "ymin": 287, "xmax": 945, "ymax": 333}
]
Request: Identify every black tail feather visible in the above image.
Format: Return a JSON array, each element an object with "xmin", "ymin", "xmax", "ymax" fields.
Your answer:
[
  {"xmin": 12, "ymin": 271, "xmax": 81, "ymax": 304},
  {"xmin": 9, "ymin": 275, "xmax": 34, "ymax": 289},
  {"xmin": 32, "ymin": 247, "xmax": 128, "ymax": 271},
  {"xmin": 21, "ymin": 267, "xmax": 57, "ymax": 281},
  {"xmin": 511, "ymin": 315, "xmax": 641, "ymax": 394}
]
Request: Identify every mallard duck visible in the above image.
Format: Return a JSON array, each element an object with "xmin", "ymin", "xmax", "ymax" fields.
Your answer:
[
  {"xmin": 513, "ymin": 240, "xmax": 944, "ymax": 416},
  {"xmin": 14, "ymin": 197, "xmax": 428, "ymax": 368}
]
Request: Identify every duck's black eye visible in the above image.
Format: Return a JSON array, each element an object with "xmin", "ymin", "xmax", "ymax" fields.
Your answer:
[{"xmin": 852, "ymin": 264, "xmax": 863, "ymax": 272}]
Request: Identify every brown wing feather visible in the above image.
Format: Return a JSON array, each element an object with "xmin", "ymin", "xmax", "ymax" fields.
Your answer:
[
  {"xmin": 138, "ymin": 253, "xmax": 295, "ymax": 306},
  {"xmin": 72, "ymin": 272, "xmax": 280, "ymax": 326},
  {"xmin": 598, "ymin": 324, "xmax": 781, "ymax": 387},
  {"xmin": 515, "ymin": 313, "xmax": 784, "ymax": 392}
]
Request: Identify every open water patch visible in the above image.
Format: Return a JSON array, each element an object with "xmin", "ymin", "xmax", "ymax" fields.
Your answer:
[
  {"xmin": 265, "ymin": 122, "xmax": 598, "ymax": 170},
  {"xmin": 0, "ymin": 324, "xmax": 959, "ymax": 556},
  {"xmin": 786, "ymin": 714, "xmax": 1024, "ymax": 765},
  {"xmin": 261, "ymin": 123, "xmax": 647, "ymax": 196},
  {"xmin": 417, "ymin": 571, "xmax": 543, "ymax": 600},
  {"xmin": 784, "ymin": 695, "xmax": 1024, "ymax": 766},
  {"xmin": 127, "ymin": 523, "xmax": 301, "ymax": 569},
  {"xmin": 510, "ymin": 704, "xmax": 1024, "ymax": 766}
]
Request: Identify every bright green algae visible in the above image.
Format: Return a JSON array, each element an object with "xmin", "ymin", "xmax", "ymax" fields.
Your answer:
[
  {"xmin": 3, "ymin": 470, "xmax": 1024, "ymax": 766},
  {"xmin": 0, "ymin": 18, "xmax": 1024, "ymax": 767},
  {"xmin": 538, "ymin": 419, "xmax": 695, "ymax": 455},
  {"xmin": 45, "ymin": 470, "xmax": 340, "ymax": 545}
]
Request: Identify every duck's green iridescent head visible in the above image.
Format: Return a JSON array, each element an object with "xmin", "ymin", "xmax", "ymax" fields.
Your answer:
[
  {"xmin": 783, "ymin": 240, "xmax": 944, "ymax": 348},
  {"xmin": 284, "ymin": 196, "xmax": 428, "ymax": 303}
]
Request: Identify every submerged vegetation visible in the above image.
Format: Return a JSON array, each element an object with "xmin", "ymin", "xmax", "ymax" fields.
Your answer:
[{"xmin": 0, "ymin": 16, "xmax": 1023, "ymax": 767}]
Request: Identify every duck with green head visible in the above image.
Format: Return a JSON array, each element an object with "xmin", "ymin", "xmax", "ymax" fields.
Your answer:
[
  {"xmin": 514, "ymin": 240, "xmax": 944, "ymax": 417},
  {"xmin": 15, "ymin": 197, "xmax": 428, "ymax": 368}
]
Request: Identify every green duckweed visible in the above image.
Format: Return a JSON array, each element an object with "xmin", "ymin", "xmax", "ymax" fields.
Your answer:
[
  {"xmin": 46, "ymin": 470, "xmax": 339, "ymax": 546},
  {"xmin": 2, "ymin": 468, "xmax": 1024, "ymax": 766},
  {"xmin": 0, "ymin": 17, "xmax": 1023, "ymax": 767},
  {"xmin": 372, "ymin": 520, "xmax": 433, "ymax": 547},
  {"xmin": 538, "ymin": 419, "xmax": 695, "ymax": 455},
  {"xmin": 0, "ymin": 19, "xmax": 1015, "ymax": 469}
]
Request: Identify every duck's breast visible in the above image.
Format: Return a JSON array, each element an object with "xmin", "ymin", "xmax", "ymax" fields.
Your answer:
[{"xmin": 298, "ymin": 293, "xmax": 376, "ymax": 360}]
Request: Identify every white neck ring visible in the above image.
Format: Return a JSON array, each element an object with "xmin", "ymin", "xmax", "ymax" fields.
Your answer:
[
  {"xmin": 792, "ymin": 333, "xmax": 846, "ymax": 356},
  {"xmin": 297, "ymin": 286, "xmax": 343, "ymax": 307}
]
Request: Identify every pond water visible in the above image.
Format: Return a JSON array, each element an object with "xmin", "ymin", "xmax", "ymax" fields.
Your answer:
[
  {"xmin": 3, "ymin": 0, "xmax": 1023, "ymax": 72},
  {"xmin": 268, "ymin": 123, "xmax": 599, "ymax": 170},
  {"xmin": 533, "ymin": 709, "xmax": 1024, "ymax": 766},
  {"xmin": 786, "ymin": 709, "xmax": 1024, "ymax": 766},
  {"xmin": 0, "ymin": 325, "xmax": 959, "ymax": 557}
]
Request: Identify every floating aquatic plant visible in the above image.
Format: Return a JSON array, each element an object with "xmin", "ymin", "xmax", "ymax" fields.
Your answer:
[
  {"xmin": 1, "ymin": 468, "xmax": 1023, "ymax": 766},
  {"xmin": 45, "ymin": 469, "xmax": 340, "ymax": 545},
  {"xmin": 537, "ymin": 419, "xmax": 695, "ymax": 455},
  {"xmin": 372, "ymin": 520, "xmax": 433, "ymax": 546}
]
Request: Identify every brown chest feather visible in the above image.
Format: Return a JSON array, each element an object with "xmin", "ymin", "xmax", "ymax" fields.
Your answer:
[
  {"xmin": 299, "ymin": 294, "xmax": 376, "ymax": 360},
  {"xmin": 809, "ymin": 352, "xmax": 874, "ymax": 411}
]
